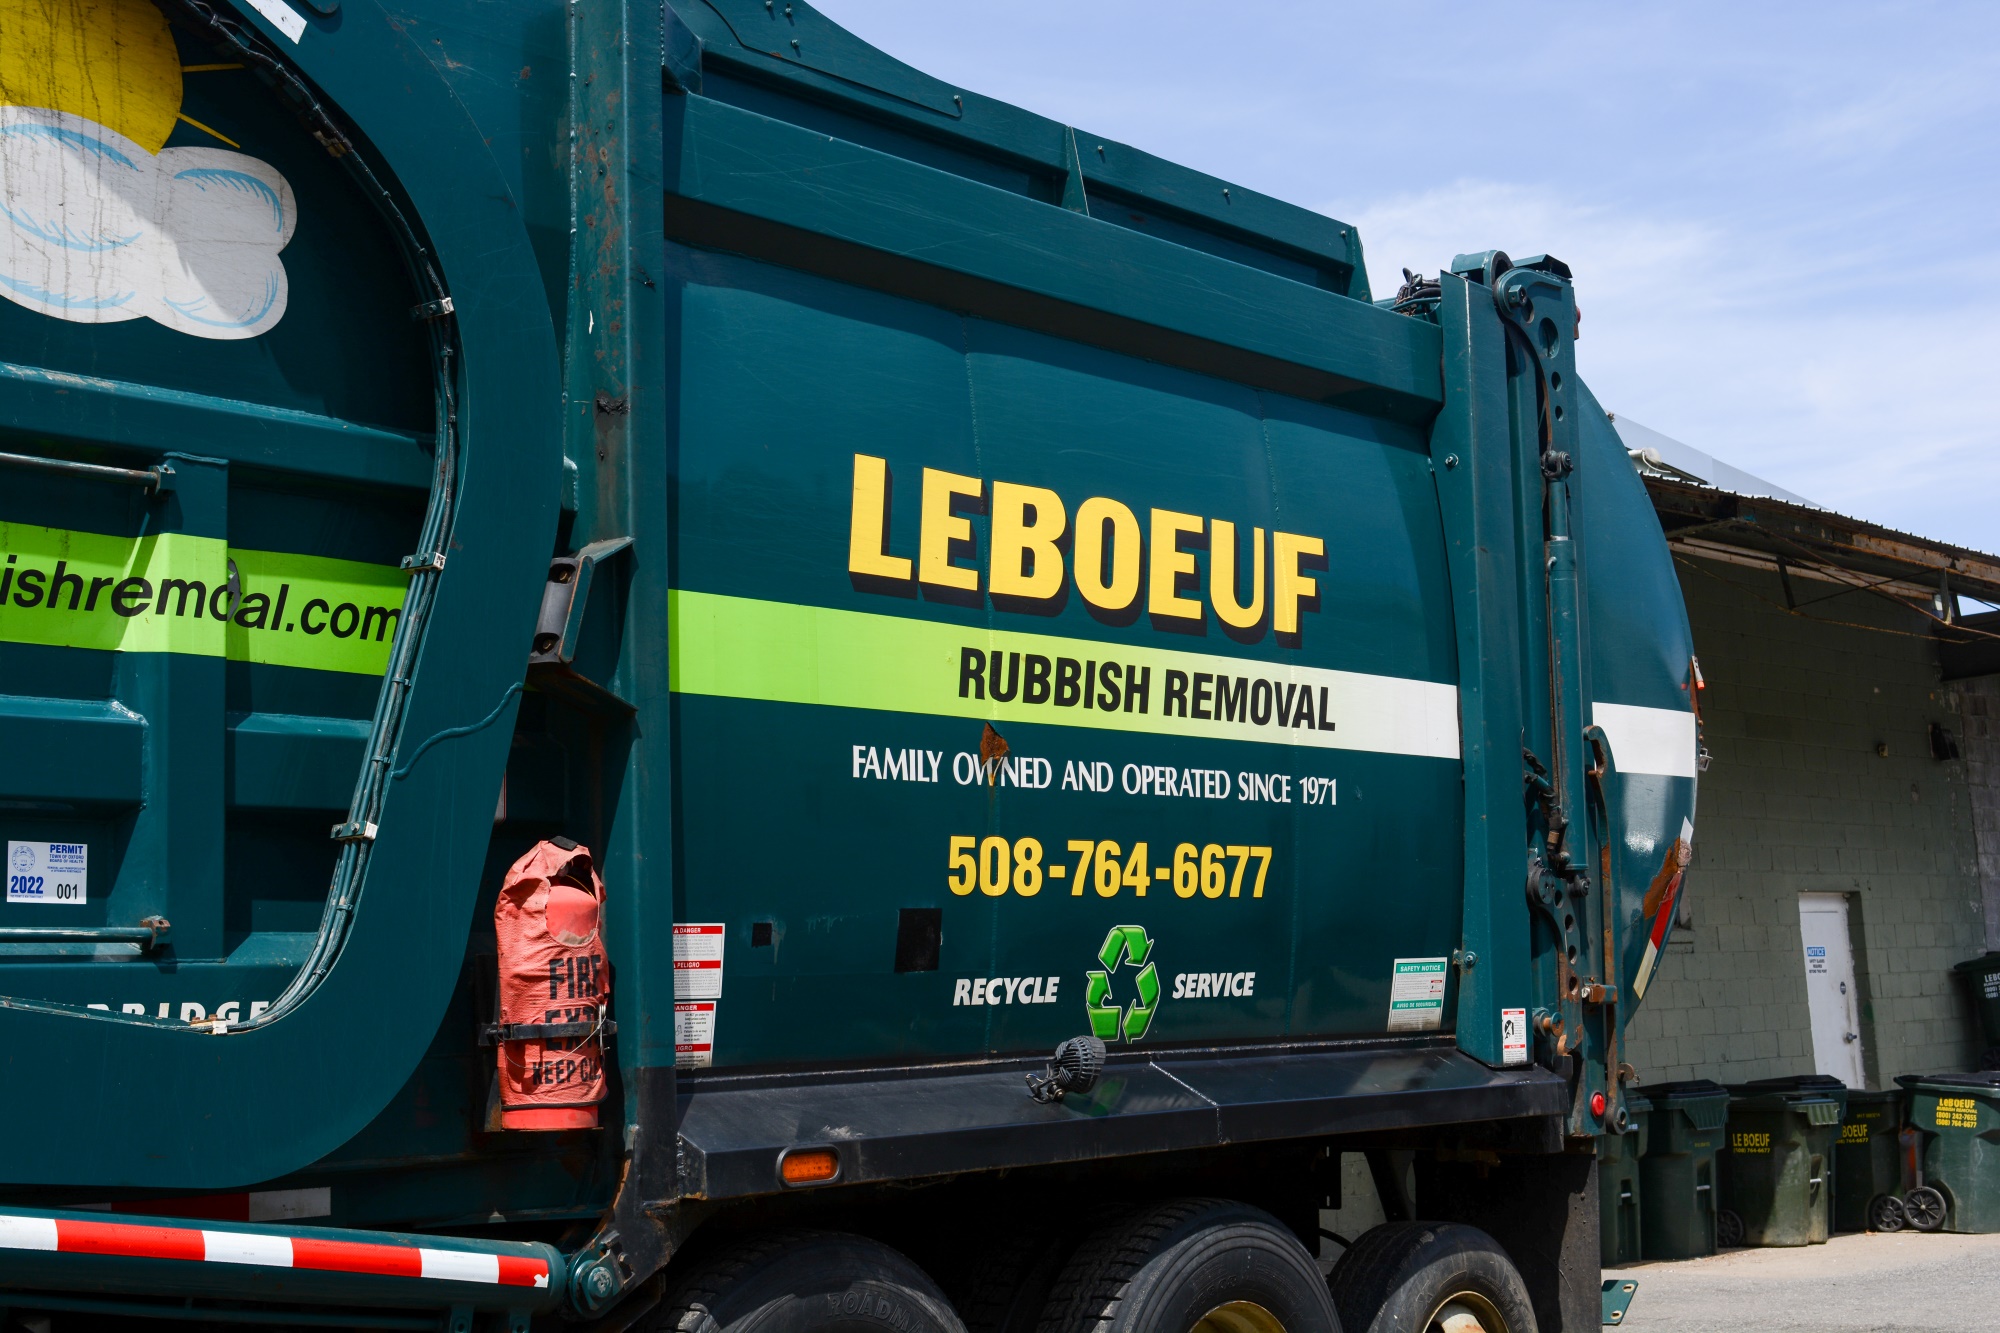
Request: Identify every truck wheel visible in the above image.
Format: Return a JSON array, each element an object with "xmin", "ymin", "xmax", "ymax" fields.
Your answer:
[
  {"xmin": 1035, "ymin": 1197, "xmax": 1338, "ymax": 1333},
  {"xmin": 1328, "ymin": 1222, "xmax": 1535, "ymax": 1333},
  {"xmin": 659, "ymin": 1230, "xmax": 967, "ymax": 1333},
  {"xmin": 957, "ymin": 1229, "xmax": 1080, "ymax": 1333}
]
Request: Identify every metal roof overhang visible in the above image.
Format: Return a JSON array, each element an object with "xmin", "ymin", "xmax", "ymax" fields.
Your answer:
[
  {"xmin": 1642, "ymin": 474, "xmax": 2000, "ymax": 680},
  {"xmin": 1644, "ymin": 474, "xmax": 2000, "ymax": 604}
]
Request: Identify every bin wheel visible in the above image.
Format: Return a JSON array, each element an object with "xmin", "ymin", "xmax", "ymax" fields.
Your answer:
[
  {"xmin": 656, "ymin": 1229, "xmax": 966, "ymax": 1333},
  {"xmin": 1035, "ymin": 1197, "xmax": 1337, "ymax": 1333},
  {"xmin": 1715, "ymin": 1209, "xmax": 1745, "ymax": 1249},
  {"xmin": 1904, "ymin": 1186, "xmax": 1948, "ymax": 1233},
  {"xmin": 1867, "ymin": 1193, "xmax": 1907, "ymax": 1233},
  {"xmin": 1329, "ymin": 1222, "xmax": 1537, "ymax": 1333}
]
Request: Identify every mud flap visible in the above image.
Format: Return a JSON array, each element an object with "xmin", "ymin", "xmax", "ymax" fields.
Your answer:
[{"xmin": 1417, "ymin": 1145, "xmax": 1598, "ymax": 1333}]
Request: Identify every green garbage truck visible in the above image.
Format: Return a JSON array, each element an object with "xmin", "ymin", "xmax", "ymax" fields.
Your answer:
[{"xmin": 0, "ymin": 1, "xmax": 1703, "ymax": 1330}]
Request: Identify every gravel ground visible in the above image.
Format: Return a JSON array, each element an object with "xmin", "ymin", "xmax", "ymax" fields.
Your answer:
[{"xmin": 1611, "ymin": 1231, "xmax": 2000, "ymax": 1332}]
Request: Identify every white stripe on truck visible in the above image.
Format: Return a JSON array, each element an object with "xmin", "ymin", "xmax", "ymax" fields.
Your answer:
[{"xmin": 1591, "ymin": 702, "xmax": 1698, "ymax": 778}]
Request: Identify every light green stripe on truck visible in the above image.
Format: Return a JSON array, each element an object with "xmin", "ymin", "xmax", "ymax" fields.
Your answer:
[
  {"xmin": 667, "ymin": 588, "xmax": 1461, "ymax": 758},
  {"xmin": 0, "ymin": 521, "xmax": 408, "ymax": 676}
]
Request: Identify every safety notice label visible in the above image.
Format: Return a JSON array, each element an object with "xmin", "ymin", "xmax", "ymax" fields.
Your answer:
[
  {"xmin": 7, "ymin": 841, "xmax": 86, "ymax": 905},
  {"xmin": 1386, "ymin": 957, "xmax": 1448, "ymax": 1032},
  {"xmin": 675, "ymin": 1001, "xmax": 717, "ymax": 1069},
  {"xmin": 1501, "ymin": 1007, "xmax": 1529, "ymax": 1065},
  {"xmin": 674, "ymin": 923, "xmax": 726, "ymax": 999}
]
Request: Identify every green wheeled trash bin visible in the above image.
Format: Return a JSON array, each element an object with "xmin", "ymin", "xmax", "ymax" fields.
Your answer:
[
  {"xmin": 1720, "ymin": 1075, "xmax": 1847, "ymax": 1246},
  {"xmin": 1599, "ymin": 1091, "xmax": 1652, "ymax": 1265},
  {"xmin": 1896, "ymin": 1071, "xmax": 2000, "ymax": 1233},
  {"xmin": 1953, "ymin": 954, "xmax": 2000, "ymax": 1069},
  {"xmin": 1833, "ymin": 1087, "xmax": 1907, "ymax": 1233},
  {"xmin": 1634, "ymin": 1080, "xmax": 1729, "ymax": 1259}
]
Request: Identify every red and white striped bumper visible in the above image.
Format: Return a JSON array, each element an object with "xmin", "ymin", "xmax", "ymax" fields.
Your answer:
[{"xmin": 0, "ymin": 1209, "xmax": 563, "ymax": 1311}]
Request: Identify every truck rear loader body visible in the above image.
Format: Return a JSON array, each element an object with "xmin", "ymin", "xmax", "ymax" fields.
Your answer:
[{"xmin": 0, "ymin": 2, "xmax": 1700, "ymax": 1329}]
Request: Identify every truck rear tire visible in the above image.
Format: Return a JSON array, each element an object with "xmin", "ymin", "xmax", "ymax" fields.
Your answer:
[
  {"xmin": 1035, "ymin": 1197, "xmax": 1339, "ymax": 1333},
  {"xmin": 1328, "ymin": 1222, "xmax": 1536, "ymax": 1333},
  {"xmin": 659, "ymin": 1230, "xmax": 967, "ymax": 1333},
  {"xmin": 957, "ymin": 1228, "xmax": 1084, "ymax": 1333}
]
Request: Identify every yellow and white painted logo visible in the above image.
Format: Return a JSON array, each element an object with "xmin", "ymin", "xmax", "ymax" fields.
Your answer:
[
  {"xmin": 0, "ymin": 0, "xmax": 296, "ymax": 338},
  {"xmin": 1936, "ymin": 1097, "xmax": 1979, "ymax": 1129}
]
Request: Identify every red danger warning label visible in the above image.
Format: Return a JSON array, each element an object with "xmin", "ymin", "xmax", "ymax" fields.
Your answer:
[
  {"xmin": 1502, "ymin": 1007, "xmax": 1529, "ymax": 1066},
  {"xmin": 676, "ymin": 1001, "xmax": 717, "ymax": 1069},
  {"xmin": 673, "ymin": 923, "xmax": 725, "ymax": 1000}
]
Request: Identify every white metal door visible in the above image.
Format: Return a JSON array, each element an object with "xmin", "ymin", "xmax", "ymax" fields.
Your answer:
[{"xmin": 1799, "ymin": 893, "xmax": 1866, "ymax": 1087}]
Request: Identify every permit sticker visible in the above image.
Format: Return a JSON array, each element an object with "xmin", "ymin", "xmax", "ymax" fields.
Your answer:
[
  {"xmin": 1386, "ymin": 957, "xmax": 1448, "ymax": 1032},
  {"xmin": 673, "ymin": 923, "xmax": 726, "ymax": 999},
  {"xmin": 675, "ymin": 1001, "xmax": 717, "ymax": 1069},
  {"xmin": 8, "ymin": 841, "xmax": 86, "ymax": 905},
  {"xmin": 1501, "ymin": 1007, "xmax": 1529, "ymax": 1065}
]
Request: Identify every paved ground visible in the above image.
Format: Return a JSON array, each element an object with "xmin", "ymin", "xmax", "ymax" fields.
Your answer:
[{"xmin": 1612, "ymin": 1231, "xmax": 2000, "ymax": 1331}]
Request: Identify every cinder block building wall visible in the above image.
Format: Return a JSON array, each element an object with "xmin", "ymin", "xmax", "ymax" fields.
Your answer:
[
  {"xmin": 1621, "ymin": 555, "xmax": 1986, "ymax": 1088},
  {"xmin": 1954, "ymin": 673, "xmax": 2000, "ymax": 954}
]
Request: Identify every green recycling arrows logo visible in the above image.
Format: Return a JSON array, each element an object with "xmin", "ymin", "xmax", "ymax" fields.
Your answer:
[{"xmin": 1086, "ymin": 925, "xmax": 1159, "ymax": 1042}]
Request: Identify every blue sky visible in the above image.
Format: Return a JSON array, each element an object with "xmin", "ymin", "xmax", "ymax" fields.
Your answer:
[{"xmin": 818, "ymin": 2, "xmax": 2000, "ymax": 554}]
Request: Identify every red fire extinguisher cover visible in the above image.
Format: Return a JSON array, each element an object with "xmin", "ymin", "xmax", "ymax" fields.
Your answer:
[{"xmin": 494, "ymin": 838, "xmax": 609, "ymax": 1129}]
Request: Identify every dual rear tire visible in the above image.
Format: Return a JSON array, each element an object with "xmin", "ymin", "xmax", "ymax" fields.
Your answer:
[
  {"xmin": 1032, "ymin": 1198, "xmax": 1339, "ymax": 1333},
  {"xmin": 1327, "ymin": 1223, "xmax": 1536, "ymax": 1333},
  {"xmin": 658, "ymin": 1208, "xmax": 1531, "ymax": 1333},
  {"xmin": 656, "ymin": 1231, "xmax": 964, "ymax": 1333}
]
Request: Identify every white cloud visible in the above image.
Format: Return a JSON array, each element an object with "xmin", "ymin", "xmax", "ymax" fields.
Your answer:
[
  {"xmin": 1345, "ymin": 178, "xmax": 1723, "ymax": 311},
  {"xmin": 1346, "ymin": 177, "xmax": 2000, "ymax": 553},
  {"xmin": 0, "ymin": 107, "xmax": 296, "ymax": 340},
  {"xmin": 1774, "ymin": 60, "xmax": 2000, "ymax": 165}
]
